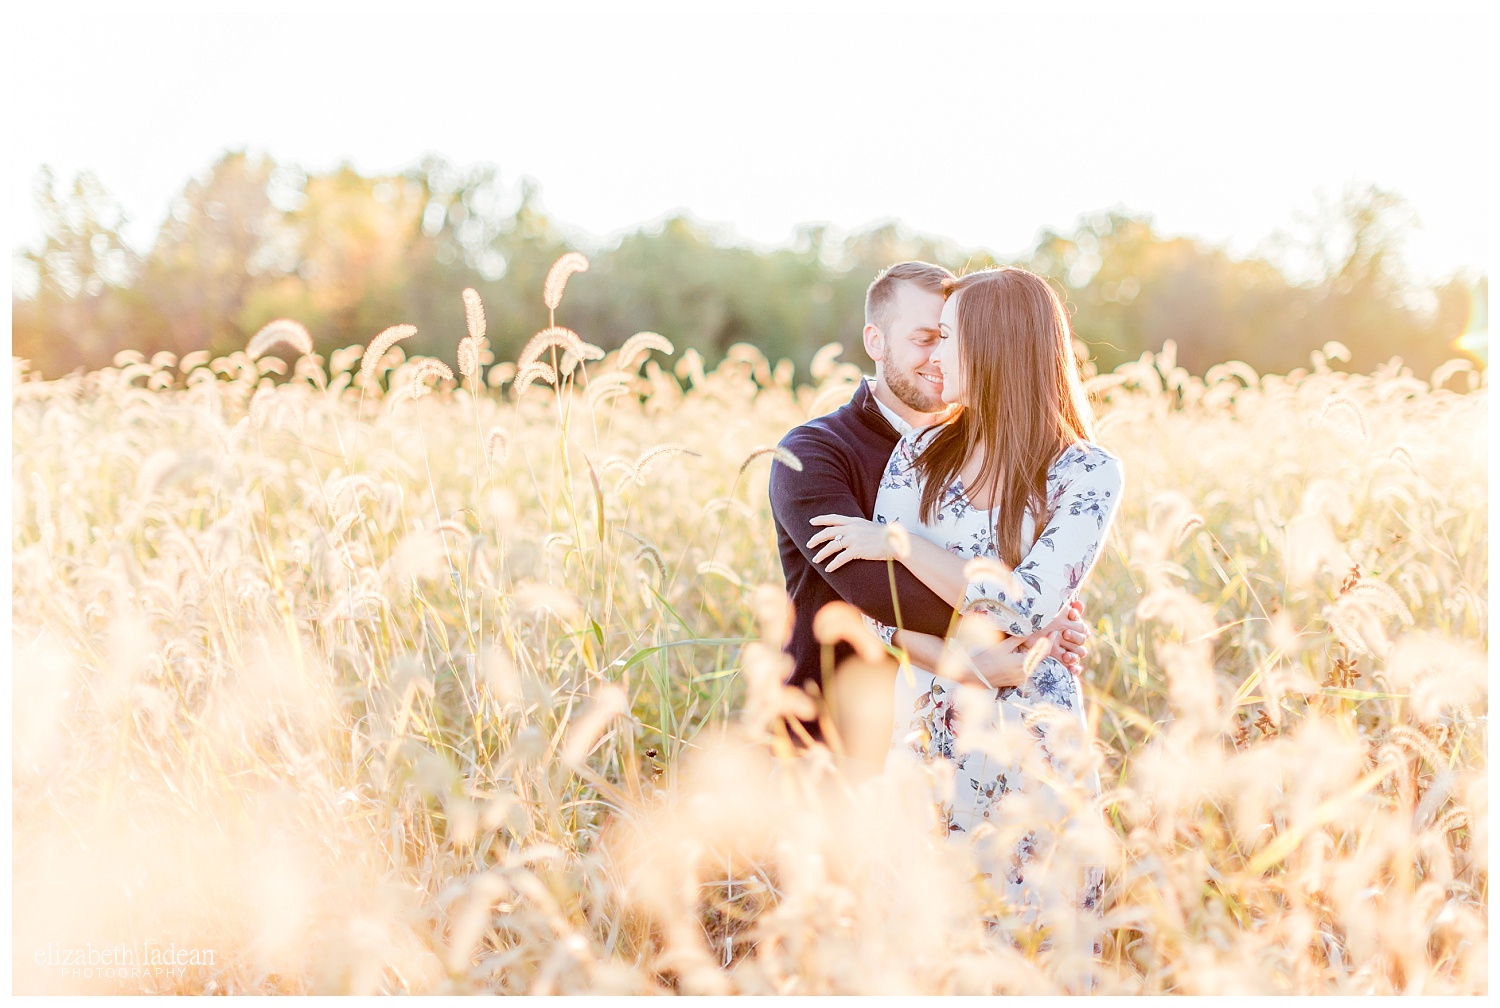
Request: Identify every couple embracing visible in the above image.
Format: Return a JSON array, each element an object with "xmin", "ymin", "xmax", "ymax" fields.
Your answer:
[{"xmin": 767, "ymin": 261, "xmax": 1123, "ymax": 967}]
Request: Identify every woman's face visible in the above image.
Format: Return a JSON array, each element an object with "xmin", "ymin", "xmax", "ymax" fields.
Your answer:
[{"xmin": 931, "ymin": 294, "xmax": 966, "ymax": 405}]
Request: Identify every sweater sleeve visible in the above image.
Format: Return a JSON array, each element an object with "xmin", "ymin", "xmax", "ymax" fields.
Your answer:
[
  {"xmin": 964, "ymin": 446, "xmax": 1123, "ymax": 636},
  {"xmin": 769, "ymin": 430, "xmax": 957, "ymax": 637}
]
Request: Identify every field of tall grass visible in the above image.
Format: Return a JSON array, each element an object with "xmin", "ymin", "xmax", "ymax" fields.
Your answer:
[{"xmin": 11, "ymin": 260, "xmax": 1488, "ymax": 994}]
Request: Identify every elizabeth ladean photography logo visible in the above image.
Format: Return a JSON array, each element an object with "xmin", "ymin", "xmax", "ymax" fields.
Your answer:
[{"xmin": 34, "ymin": 941, "xmax": 216, "ymax": 980}]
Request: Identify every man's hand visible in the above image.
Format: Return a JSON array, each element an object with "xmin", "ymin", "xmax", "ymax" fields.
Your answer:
[
  {"xmin": 958, "ymin": 634, "xmax": 1028, "ymax": 690},
  {"xmin": 893, "ymin": 600, "xmax": 1093, "ymax": 691}
]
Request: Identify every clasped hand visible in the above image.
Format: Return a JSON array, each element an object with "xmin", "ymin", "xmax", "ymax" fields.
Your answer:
[
  {"xmin": 941, "ymin": 600, "xmax": 1089, "ymax": 689},
  {"xmin": 895, "ymin": 599, "xmax": 1089, "ymax": 691}
]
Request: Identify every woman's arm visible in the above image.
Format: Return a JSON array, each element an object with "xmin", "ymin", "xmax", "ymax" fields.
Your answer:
[
  {"xmin": 894, "ymin": 532, "xmax": 971, "ymax": 608},
  {"xmin": 809, "ymin": 516, "xmax": 982, "ymax": 607},
  {"xmin": 891, "ymin": 628, "xmax": 945, "ymax": 675},
  {"xmin": 821, "ymin": 453, "xmax": 1123, "ymax": 637},
  {"xmin": 963, "ymin": 449, "xmax": 1124, "ymax": 637},
  {"xmin": 893, "ymin": 628, "xmax": 1021, "ymax": 688}
]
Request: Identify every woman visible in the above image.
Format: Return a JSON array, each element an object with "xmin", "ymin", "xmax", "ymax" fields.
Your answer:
[{"xmin": 804, "ymin": 266, "xmax": 1122, "ymax": 977}]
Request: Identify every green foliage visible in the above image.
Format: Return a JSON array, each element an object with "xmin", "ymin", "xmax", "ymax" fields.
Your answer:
[{"xmin": 12, "ymin": 152, "xmax": 1485, "ymax": 380}]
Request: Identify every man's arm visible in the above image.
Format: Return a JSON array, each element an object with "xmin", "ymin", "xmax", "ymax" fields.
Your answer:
[{"xmin": 770, "ymin": 433, "xmax": 956, "ymax": 637}]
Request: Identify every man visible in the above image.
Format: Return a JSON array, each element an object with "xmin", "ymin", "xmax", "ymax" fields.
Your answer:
[{"xmin": 768, "ymin": 261, "xmax": 1089, "ymax": 747}]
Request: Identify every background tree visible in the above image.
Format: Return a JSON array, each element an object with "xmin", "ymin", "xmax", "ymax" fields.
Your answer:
[
  {"xmin": 13, "ymin": 169, "xmax": 142, "ymax": 372},
  {"xmin": 11, "ymin": 157, "xmax": 1485, "ymax": 381}
]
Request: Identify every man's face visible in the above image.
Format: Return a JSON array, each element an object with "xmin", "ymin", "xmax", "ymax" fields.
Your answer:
[
  {"xmin": 931, "ymin": 293, "xmax": 966, "ymax": 405},
  {"xmin": 874, "ymin": 282, "xmax": 947, "ymax": 412}
]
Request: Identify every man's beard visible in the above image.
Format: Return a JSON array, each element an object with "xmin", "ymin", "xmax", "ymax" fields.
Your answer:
[{"xmin": 883, "ymin": 363, "xmax": 946, "ymax": 414}]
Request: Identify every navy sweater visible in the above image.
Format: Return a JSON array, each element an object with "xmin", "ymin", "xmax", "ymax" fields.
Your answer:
[{"xmin": 768, "ymin": 377, "xmax": 959, "ymax": 733}]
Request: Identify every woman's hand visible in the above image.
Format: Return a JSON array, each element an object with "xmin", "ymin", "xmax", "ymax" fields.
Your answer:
[
  {"xmin": 1036, "ymin": 600, "xmax": 1089, "ymax": 671},
  {"xmin": 806, "ymin": 514, "xmax": 902, "ymax": 572}
]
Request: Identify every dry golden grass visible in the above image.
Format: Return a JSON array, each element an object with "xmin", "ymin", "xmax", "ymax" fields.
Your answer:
[{"xmin": 10, "ymin": 272, "xmax": 1487, "ymax": 994}]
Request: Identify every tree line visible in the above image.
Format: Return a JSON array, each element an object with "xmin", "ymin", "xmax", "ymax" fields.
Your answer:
[{"xmin": 12, "ymin": 151, "xmax": 1484, "ymax": 380}]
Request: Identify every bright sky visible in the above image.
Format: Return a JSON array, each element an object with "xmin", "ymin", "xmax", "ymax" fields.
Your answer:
[{"xmin": 8, "ymin": 1, "xmax": 1492, "ymax": 286}]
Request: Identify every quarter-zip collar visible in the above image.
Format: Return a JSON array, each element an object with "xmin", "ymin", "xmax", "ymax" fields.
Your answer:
[
  {"xmin": 853, "ymin": 375, "xmax": 901, "ymax": 440},
  {"xmin": 856, "ymin": 375, "xmax": 954, "ymax": 440}
]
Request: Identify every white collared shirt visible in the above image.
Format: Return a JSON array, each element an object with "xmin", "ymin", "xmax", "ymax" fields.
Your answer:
[{"xmin": 866, "ymin": 376, "xmax": 916, "ymax": 437}]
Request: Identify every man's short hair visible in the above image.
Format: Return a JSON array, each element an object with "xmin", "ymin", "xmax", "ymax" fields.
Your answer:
[{"xmin": 864, "ymin": 261, "xmax": 956, "ymax": 333}]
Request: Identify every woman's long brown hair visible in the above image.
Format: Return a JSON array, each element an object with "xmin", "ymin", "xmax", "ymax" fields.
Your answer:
[{"xmin": 914, "ymin": 267, "xmax": 1097, "ymax": 568}]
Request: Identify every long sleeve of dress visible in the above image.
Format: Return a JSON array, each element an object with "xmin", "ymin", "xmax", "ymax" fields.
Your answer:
[
  {"xmin": 860, "ymin": 432, "xmax": 930, "ymax": 648},
  {"xmin": 962, "ymin": 443, "xmax": 1123, "ymax": 637}
]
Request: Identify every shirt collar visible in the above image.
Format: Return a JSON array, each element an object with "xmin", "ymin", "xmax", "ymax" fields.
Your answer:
[{"xmin": 865, "ymin": 376, "xmax": 915, "ymax": 437}]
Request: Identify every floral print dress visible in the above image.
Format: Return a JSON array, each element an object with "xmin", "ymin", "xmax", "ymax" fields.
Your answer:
[{"xmin": 862, "ymin": 423, "xmax": 1123, "ymax": 956}]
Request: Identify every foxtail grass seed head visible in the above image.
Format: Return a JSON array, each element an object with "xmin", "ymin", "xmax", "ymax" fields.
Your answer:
[
  {"xmin": 1430, "ymin": 358, "xmax": 1475, "ymax": 391},
  {"xmin": 963, "ymin": 556, "xmax": 1022, "ymax": 598},
  {"xmin": 432, "ymin": 519, "xmax": 469, "ymax": 541},
  {"xmin": 615, "ymin": 331, "xmax": 675, "ymax": 373},
  {"xmin": 1323, "ymin": 603, "xmax": 1371, "ymax": 654},
  {"xmin": 517, "ymin": 327, "xmax": 587, "ymax": 373},
  {"xmin": 738, "ymin": 445, "xmax": 802, "ymax": 478},
  {"xmin": 485, "ymin": 427, "xmax": 509, "ymax": 465},
  {"xmin": 458, "ymin": 289, "xmax": 488, "ymax": 380},
  {"xmin": 811, "ymin": 600, "xmax": 887, "ymax": 663},
  {"xmin": 809, "ymin": 342, "xmax": 845, "ymax": 383},
  {"xmin": 248, "ymin": 385, "xmax": 275, "ymax": 428},
  {"xmin": 560, "ymin": 341, "xmax": 606, "ymax": 376},
  {"xmin": 360, "ymin": 324, "xmax": 417, "ymax": 387},
  {"xmin": 1318, "ymin": 395, "xmax": 1370, "ymax": 442},
  {"xmin": 331, "ymin": 475, "xmax": 380, "ymax": 535},
  {"xmin": 512, "ymin": 361, "xmax": 557, "ymax": 396},
  {"xmin": 806, "ymin": 379, "xmax": 859, "ymax": 418},
  {"xmin": 619, "ymin": 529, "xmax": 667, "ymax": 584},
  {"xmin": 631, "ymin": 443, "xmax": 701, "ymax": 484},
  {"xmin": 1385, "ymin": 724, "xmax": 1447, "ymax": 769},
  {"xmin": 703, "ymin": 497, "xmax": 755, "ymax": 520},
  {"xmin": 585, "ymin": 372, "xmax": 632, "ymax": 408},
  {"xmin": 456, "ymin": 340, "xmax": 480, "ymax": 384},
  {"xmin": 1322, "ymin": 339, "xmax": 1352, "ymax": 362},
  {"xmin": 487, "ymin": 361, "xmax": 517, "ymax": 388},
  {"xmin": 457, "ymin": 338, "xmax": 483, "ymax": 382},
  {"xmin": 1172, "ymin": 514, "xmax": 1205, "ymax": 549},
  {"xmin": 462, "ymin": 288, "xmax": 486, "ymax": 342},
  {"xmin": 1344, "ymin": 580, "xmax": 1415, "ymax": 625},
  {"xmin": 561, "ymin": 684, "xmax": 628, "ymax": 767},
  {"xmin": 1021, "ymin": 635, "xmax": 1052, "ymax": 676},
  {"xmin": 405, "ymin": 359, "xmax": 454, "ymax": 400},
  {"xmin": 636, "ymin": 545, "xmax": 667, "ymax": 585},
  {"xmin": 883, "ymin": 521, "xmax": 912, "ymax": 560},
  {"xmin": 1430, "ymin": 807, "xmax": 1469, "ymax": 834},
  {"xmin": 246, "ymin": 319, "xmax": 313, "ymax": 360},
  {"xmin": 695, "ymin": 561, "xmax": 744, "ymax": 587},
  {"xmin": 542, "ymin": 252, "xmax": 589, "ymax": 310}
]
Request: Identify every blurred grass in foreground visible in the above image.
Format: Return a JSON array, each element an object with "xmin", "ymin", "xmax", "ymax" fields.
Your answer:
[{"xmin": 10, "ymin": 275, "xmax": 1487, "ymax": 993}]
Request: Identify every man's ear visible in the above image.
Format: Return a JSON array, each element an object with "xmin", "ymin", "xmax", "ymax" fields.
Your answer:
[{"xmin": 862, "ymin": 323, "xmax": 884, "ymax": 364}]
